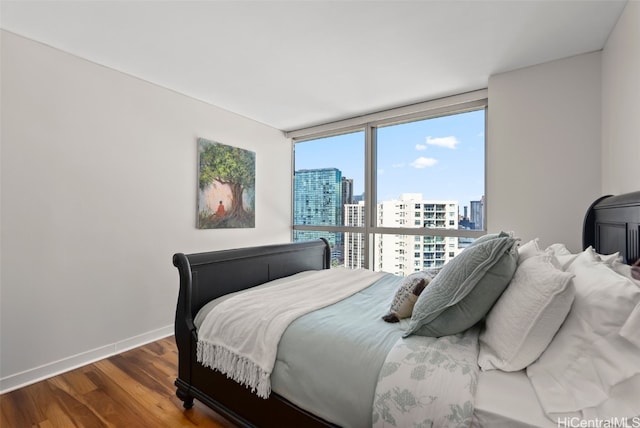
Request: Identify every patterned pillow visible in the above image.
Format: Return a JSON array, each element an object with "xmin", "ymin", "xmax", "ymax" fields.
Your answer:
[
  {"xmin": 382, "ymin": 271, "xmax": 436, "ymax": 323},
  {"xmin": 405, "ymin": 234, "xmax": 518, "ymax": 337}
]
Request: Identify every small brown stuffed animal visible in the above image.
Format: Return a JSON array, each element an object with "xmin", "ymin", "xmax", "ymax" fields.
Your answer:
[{"xmin": 382, "ymin": 275, "xmax": 431, "ymax": 323}]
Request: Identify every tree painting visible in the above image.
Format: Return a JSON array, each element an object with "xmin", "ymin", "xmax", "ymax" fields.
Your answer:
[{"xmin": 197, "ymin": 138, "xmax": 255, "ymax": 229}]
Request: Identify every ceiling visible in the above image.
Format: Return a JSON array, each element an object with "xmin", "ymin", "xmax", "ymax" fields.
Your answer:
[{"xmin": 0, "ymin": 1, "xmax": 627, "ymax": 132}]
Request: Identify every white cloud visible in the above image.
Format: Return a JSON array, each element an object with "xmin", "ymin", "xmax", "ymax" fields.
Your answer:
[
  {"xmin": 410, "ymin": 157, "xmax": 438, "ymax": 168},
  {"xmin": 426, "ymin": 136, "xmax": 459, "ymax": 149},
  {"xmin": 415, "ymin": 143, "xmax": 427, "ymax": 151}
]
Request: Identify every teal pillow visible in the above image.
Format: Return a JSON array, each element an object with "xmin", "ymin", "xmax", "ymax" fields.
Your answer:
[
  {"xmin": 469, "ymin": 231, "xmax": 511, "ymax": 248},
  {"xmin": 404, "ymin": 235, "xmax": 518, "ymax": 337}
]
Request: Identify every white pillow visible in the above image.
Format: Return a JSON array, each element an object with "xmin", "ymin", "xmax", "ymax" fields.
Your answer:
[
  {"xmin": 610, "ymin": 260, "xmax": 640, "ymax": 288},
  {"xmin": 544, "ymin": 244, "xmax": 620, "ymax": 270},
  {"xmin": 545, "ymin": 243, "xmax": 580, "ymax": 269},
  {"xmin": 597, "ymin": 251, "xmax": 622, "ymax": 265},
  {"xmin": 526, "ymin": 249, "xmax": 640, "ymax": 420},
  {"xmin": 610, "ymin": 260, "xmax": 640, "ymax": 348},
  {"xmin": 478, "ymin": 254, "xmax": 575, "ymax": 372},
  {"xmin": 517, "ymin": 238, "xmax": 542, "ymax": 264}
]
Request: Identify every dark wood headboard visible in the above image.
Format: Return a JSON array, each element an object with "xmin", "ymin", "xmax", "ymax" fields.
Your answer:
[{"xmin": 583, "ymin": 191, "xmax": 640, "ymax": 265}]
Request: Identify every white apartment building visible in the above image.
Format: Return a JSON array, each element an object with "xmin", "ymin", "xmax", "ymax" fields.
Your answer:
[
  {"xmin": 345, "ymin": 194, "xmax": 460, "ymax": 275},
  {"xmin": 344, "ymin": 201, "xmax": 366, "ymax": 269}
]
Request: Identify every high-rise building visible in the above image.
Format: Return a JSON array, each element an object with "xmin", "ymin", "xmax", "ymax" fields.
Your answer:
[
  {"xmin": 375, "ymin": 194, "xmax": 459, "ymax": 276},
  {"xmin": 470, "ymin": 197, "xmax": 484, "ymax": 230},
  {"xmin": 344, "ymin": 193, "xmax": 460, "ymax": 274},
  {"xmin": 344, "ymin": 201, "xmax": 366, "ymax": 269},
  {"xmin": 341, "ymin": 177, "xmax": 354, "ymax": 206},
  {"xmin": 294, "ymin": 168, "xmax": 344, "ymax": 262},
  {"xmin": 294, "ymin": 168, "xmax": 343, "ymax": 226}
]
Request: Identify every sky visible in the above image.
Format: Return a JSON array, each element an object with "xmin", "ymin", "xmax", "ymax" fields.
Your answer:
[{"xmin": 294, "ymin": 109, "xmax": 485, "ymax": 213}]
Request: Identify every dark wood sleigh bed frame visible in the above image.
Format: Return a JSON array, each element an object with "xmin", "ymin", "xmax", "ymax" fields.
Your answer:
[{"xmin": 173, "ymin": 191, "xmax": 640, "ymax": 428}]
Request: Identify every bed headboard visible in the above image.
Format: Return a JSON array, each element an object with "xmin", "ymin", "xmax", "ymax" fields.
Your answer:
[{"xmin": 583, "ymin": 191, "xmax": 640, "ymax": 265}]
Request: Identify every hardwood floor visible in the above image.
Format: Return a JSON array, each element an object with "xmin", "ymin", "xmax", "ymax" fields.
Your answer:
[{"xmin": 0, "ymin": 336, "xmax": 237, "ymax": 428}]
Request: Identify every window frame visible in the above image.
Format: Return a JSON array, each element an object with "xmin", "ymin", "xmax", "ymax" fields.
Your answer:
[{"xmin": 289, "ymin": 90, "xmax": 488, "ymax": 269}]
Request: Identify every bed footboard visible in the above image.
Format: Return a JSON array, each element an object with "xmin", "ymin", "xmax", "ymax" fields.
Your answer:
[{"xmin": 172, "ymin": 239, "xmax": 331, "ymax": 426}]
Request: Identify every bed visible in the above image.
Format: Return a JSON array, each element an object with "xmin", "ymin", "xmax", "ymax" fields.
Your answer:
[{"xmin": 173, "ymin": 191, "xmax": 640, "ymax": 427}]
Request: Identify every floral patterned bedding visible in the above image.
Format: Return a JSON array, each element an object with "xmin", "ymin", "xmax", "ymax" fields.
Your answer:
[{"xmin": 372, "ymin": 326, "xmax": 480, "ymax": 428}]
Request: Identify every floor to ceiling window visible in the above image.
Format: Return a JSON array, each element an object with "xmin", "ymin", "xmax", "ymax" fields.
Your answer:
[{"xmin": 291, "ymin": 93, "xmax": 486, "ymax": 272}]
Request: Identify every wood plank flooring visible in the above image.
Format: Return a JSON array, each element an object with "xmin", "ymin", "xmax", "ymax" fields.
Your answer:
[{"xmin": 0, "ymin": 336, "xmax": 237, "ymax": 428}]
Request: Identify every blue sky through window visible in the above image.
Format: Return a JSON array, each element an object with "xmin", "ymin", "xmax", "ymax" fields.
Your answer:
[{"xmin": 294, "ymin": 109, "xmax": 485, "ymax": 211}]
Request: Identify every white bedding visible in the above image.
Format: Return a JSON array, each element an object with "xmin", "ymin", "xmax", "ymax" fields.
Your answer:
[
  {"xmin": 526, "ymin": 247, "xmax": 640, "ymax": 420},
  {"xmin": 473, "ymin": 370, "xmax": 555, "ymax": 428}
]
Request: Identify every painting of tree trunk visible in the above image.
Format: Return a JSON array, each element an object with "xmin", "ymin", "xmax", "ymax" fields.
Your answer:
[{"xmin": 197, "ymin": 138, "xmax": 255, "ymax": 229}]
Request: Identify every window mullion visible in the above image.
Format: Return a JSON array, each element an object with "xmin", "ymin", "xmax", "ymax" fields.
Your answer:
[
  {"xmin": 364, "ymin": 125, "xmax": 376, "ymax": 268},
  {"xmin": 364, "ymin": 124, "xmax": 376, "ymax": 269}
]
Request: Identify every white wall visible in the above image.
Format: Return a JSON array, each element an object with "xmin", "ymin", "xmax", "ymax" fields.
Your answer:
[
  {"xmin": 0, "ymin": 31, "xmax": 291, "ymax": 392},
  {"xmin": 602, "ymin": 0, "xmax": 640, "ymax": 196},
  {"xmin": 487, "ymin": 52, "xmax": 602, "ymax": 252}
]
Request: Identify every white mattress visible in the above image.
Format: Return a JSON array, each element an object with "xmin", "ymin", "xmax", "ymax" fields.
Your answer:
[{"xmin": 472, "ymin": 369, "xmax": 556, "ymax": 428}]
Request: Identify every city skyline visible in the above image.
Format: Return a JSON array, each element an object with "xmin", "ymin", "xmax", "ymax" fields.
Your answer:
[
  {"xmin": 294, "ymin": 165, "xmax": 484, "ymax": 231},
  {"xmin": 294, "ymin": 166, "xmax": 484, "ymax": 222}
]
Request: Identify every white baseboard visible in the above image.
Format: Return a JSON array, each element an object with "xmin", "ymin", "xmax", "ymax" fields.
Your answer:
[{"xmin": 0, "ymin": 325, "xmax": 174, "ymax": 394}]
